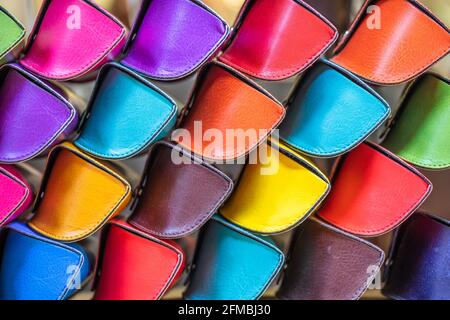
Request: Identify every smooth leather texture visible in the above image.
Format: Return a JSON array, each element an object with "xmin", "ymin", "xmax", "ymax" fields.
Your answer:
[
  {"xmin": 0, "ymin": 165, "xmax": 33, "ymax": 227},
  {"xmin": 221, "ymin": 140, "xmax": 330, "ymax": 234},
  {"xmin": 28, "ymin": 143, "xmax": 131, "ymax": 242},
  {"xmin": 75, "ymin": 63, "xmax": 177, "ymax": 159},
  {"xmin": 20, "ymin": 0, "xmax": 126, "ymax": 81},
  {"xmin": 173, "ymin": 63, "xmax": 285, "ymax": 160},
  {"xmin": 0, "ymin": 64, "xmax": 78, "ymax": 163},
  {"xmin": 219, "ymin": 0, "xmax": 338, "ymax": 80},
  {"xmin": 383, "ymin": 74, "xmax": 450, "ymax": 169},
  {"xmin": 333, "ymin": 0, "xmax": 450, "ymax": 85},
  {"xmin": 383, "ymin": 214, "xmax": 450, "ymax": 300},
  {"xmin": 93, "ymin": 220, "xmax": 185, "ymax": 300},
  {"xmin": 0, "ymin": 222, "xmax": 91, "ymax": 300},
  {"xmin": 122, "ymin": 0, "xmax": 229, "ymax": 80},
  {"xmin": 318, "ymin": 143, "xmax": 432, "ymax": 237},
  {"xmin": 184, "ymin": 216, "xmax": 284, "ymax": 300},
  {"xmin": 0, "ymin": 6, "xmax": 25, "ymax": 59},
  {"xmin": 128, "ymin": 142, "xmax": 233, "ymax": 238},
  {"xmin": 277, "ymin": 218, "xmax": 384, "ymax": 300},
  {"xmin": 280, "ymin": 60, "xmax": 390, "ymax": 157},
  {"xmin": 202, "ymin": 0, "xmax": 247, "ymax": 25}
]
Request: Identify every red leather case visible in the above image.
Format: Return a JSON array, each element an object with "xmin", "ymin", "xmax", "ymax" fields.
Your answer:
[
  {"xmin": 318, "ymin": 142, "xmax": 432, "ymax": 237},
  {"xmin": 219, "ymin": 0, "xmax": 338, "ymax": 80},
  {"xmin": 93, "ymin": 219, "xmax": 185, "ymax": 300}
]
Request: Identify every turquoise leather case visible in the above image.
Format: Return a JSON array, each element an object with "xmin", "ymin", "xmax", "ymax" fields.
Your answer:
[
  {"xmin": 280, "ymin": 59, "xmax": 390, "ymax": 157},
  {"xmin": 75, "ymin": 62, "xmax": 177, "ymax": 159},
  {"xmin": 184, "ymin": 216, "xmax": 284, "ymax": 300}
]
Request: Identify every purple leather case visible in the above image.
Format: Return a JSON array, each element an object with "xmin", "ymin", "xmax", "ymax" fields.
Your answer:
[{"xmin": 0, "ymin": 64, "xmax": 78, "ymax": 163}]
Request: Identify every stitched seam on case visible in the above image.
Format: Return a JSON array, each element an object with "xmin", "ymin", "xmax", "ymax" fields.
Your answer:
[
  {"xmin": 347, "ymin": 46, "xmax": 450, "ymax": 83},
  {"xmin": 29, "ymin": 177, "xmax": 129, "ymax": 241},
  {"xmin": 224, "ymin": 180, "xmax": 329, "ymax": 233},
  {"xmin": 0, "ymin": 107, "xmax": 74, "ymax": 162},
  {"xmin": 21, "ymin": 24, "xmax": 124, "ymax": 79},
  {"xmin": 249, "ymin": 249, "xmax": 284, "ymax": 299},
  {"xmin": 398, "ymin": 152, "xmax": 450, "ymax": 168},
  {"xmin": 124, "ymin": 23, "xmax": 228, "ymax": 79},
  {"xmin": 0, "ymin": 29, "xmax": 25, "ymax": 56},
  {"xmin": 220, "ymin": 29, "xmax": 337, "ymax": 80},
  {"xmin": 321, "ymin": 183, "xmax": 431, "ymax": 234},
  {"xmin": 181, "ymin": 104, "xmax": 285, "ymax": 160},
  {"xmin": 149, "ymin": 253, "xmax": 181, "ymax": 299},
  {"xmin": 76, "ymin": 106, "xmax": 176, "ymax": 158},
  {"xmin": 131, "ymin": 168, "xmax": 233, "ymax": 237},
  {"xmin": 0, "ymin": 176, "xmax": 27, "ymax": 225},
  {"xmin": 285, "ymin": 105, "xmax": 389, "ymax": 156}
]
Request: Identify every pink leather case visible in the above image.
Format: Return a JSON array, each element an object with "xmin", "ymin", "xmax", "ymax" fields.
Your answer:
[
  {"xmin": 20, "ymin": 0, "xmax": 126, "ymax": 81},
  {"xmin": 0, "ymin": 165, "xmax": 33, "ymax": 227}
]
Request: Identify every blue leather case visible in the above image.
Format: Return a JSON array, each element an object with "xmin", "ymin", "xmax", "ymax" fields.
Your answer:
[
  {"xmin": 0, "ymin": 222, "xmax": 91, "ymax": 300},
  {"xmin": 75, "ymin": 62, "xmax": 177, "ymax": 159},
  {"xmin": 280, "ymin": 59, "xmax": 390, "ymax": 157},
  {"xmin": 184, "ymin": 216, "xmax": 284, "ymax": 300}
]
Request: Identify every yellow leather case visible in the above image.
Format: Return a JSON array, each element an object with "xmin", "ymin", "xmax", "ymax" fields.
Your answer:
[
  {"xmin": 221, "ymin": 140, "xmax": 330, "ymax": 234},
  {"xmin": 28, "ymin": 142, "xmax": 132, "ymax": 242}
]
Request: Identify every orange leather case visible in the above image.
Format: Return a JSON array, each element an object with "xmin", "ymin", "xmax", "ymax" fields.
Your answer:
[
  {"xmin": 28, "ymin": 142, "xmax": 131, "ymax": 242},
  {"xmin": 172, "ymin": 63, "xmax": 285, "ymax": 161},
  {"xmin": 333, "ymin": 0, "xmax": 450, "ymax": 85}
]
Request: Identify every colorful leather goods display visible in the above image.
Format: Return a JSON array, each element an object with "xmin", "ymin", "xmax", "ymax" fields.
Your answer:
[
  {"xmin": 20, "ymin": 0, "xmax": 126, "ymax": 81},
  {"xmin": 128, "ymin": 141, "xmax": 233, "ymax": 238},
  {"xmin": 173, "ymin": 63, "xmax": 285, "ymax": 161},
  {"xmin": 93, "ymin": 219, "xmax": 185, "ymax": 300},
  {"xmin": 121, "ymin": 0, "xmax": 229, "ymax": 80},
  {"xmin": 382, "ymin": 213, "xmax": 450, "ymax": 300},
  {"xmin": 277, "ymin": 218, "xmax": 384, "ymax": 300},
  {"xmin": 0, "ymin": 165, "xmax": 33, "ymax": 227},
  {"xmin": 280, "ymin": 60, "xmax": 390, "ymax": 157},
  {"xmin": 221, "ymin": 140, "xmax": 330, "ymax": 234},
  {"xmin": 184, "ymin": 216, "xmax": 284, "ymax": 300},
  {"xmin": 0, "ymin": 222, "xmax": 91, "ymax": 300},
  {"xmin": 28, "ymin": 143, "xmax": 132, "ymax": 242},
  {"xmin": 219, "ymin": 0, "xmax": 338, "ymax": 80},
  {"xmin": 202, "ymin": 0, "xmax": 247, "ymax": 26},
  {"xmin": 332, "ymin": 0, "xmax": 450, "ymax": 85},
  {"xmin": 75, "ymin": 63, "xmax": 177, "ymax": 160},
  {"xmin": 0, "ymin": 64, "xmax": 78, "ymax": 163},
  {"xmin": 0, "ymin": 6, "xmax": 25, "ymax": 60},
  {"xmin": 318, "ymin": 143, "xmax": 432, "ymax": 237},
  {"xmin": 383, "ymin": 74, "xmax": 450, "ymax": 170}
]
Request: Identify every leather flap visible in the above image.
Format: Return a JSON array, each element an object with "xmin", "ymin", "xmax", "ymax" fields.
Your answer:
[
  {"xmin": 93, "ymin": 219, "xmax": 185, "ymax": 300},
  {"xmin": 383, "ymin": 74, "xmax": 450, "ymax": 169},
  {"xmin": 0, "ymin": 6, "xmax": 25, "ymax": 59},
  {"xmin": 0, "ymin": 63, "xmax": 78, "ymax": 163},
  {"xmin": 280, "ymin": 59, "xmax": 390, "ymax": 157},
  {"xmin": 318, "ymin": 142, "xmax": 433, "ymax": 237},
  {"xmin": 173, "ymin": 62, "xmax": 286, "ymax": 161},
  {"xmin": 219, "ymin": 0, "xmax": 338, "ymax": 80},
  {"xmin": 332, "ymin": 0, "xmax": 450, "ymax": 85},
  {"xmin": 277, "ymin": 218, "xmax": 384, "ymax": 300},
  {"xmin": 128, "ymin": 141, "xmax": 233, "ymax": 238},
  {"xmin": 28, "ymin": 142, "xmax": 132, "ymax": 242},
  {"xmin": 0, "ymin": 165, "xmax": 33, "ymax": 226},
  {"xmin": 382, "ymin": 213, "xmax": 450, "ymax": 300},
  {"xmin": 20, "ymin": 0, "xmax": 126, "ymax": 81},
  {"xmin": 184, "ymin": 215, "xmax": 284, "ymax": 300},
  {"xmin": 75, "ymin": 62, "xmax": 177, "ymax": 160},
  {"xmin": 221, "ymin": 139, "xmax": 330, "ymax": 234},
  {"xmin": 121, "ymin": 0, "xmax": 229, "ymax": 80},
  {"xmin": 0, "ymin": 222, "xmax": 91, "ymax": 300}
]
